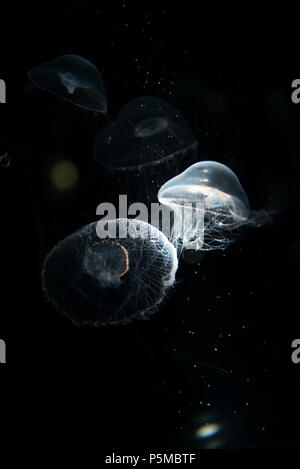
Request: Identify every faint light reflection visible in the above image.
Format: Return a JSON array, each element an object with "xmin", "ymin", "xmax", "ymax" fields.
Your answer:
[
  {"xmin": 50, "ymin": 159, "xmax": 79, "ymax": 191},
  {"xmin": 196, "ymin": 422, "xmax": 221, "ymax": 439}
]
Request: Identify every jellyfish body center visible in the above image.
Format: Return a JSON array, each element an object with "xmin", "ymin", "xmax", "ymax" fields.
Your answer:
[
  {"xmin": 134, "ymin": 117, "xmax": 168, "ymax": 138},
  {"xmin": 84, "ymin": 240, "xmax": 129, "ymax": 289},
  {"xmin": 59, "ymin": 71, "xmax": 90, "ymax": 95}
]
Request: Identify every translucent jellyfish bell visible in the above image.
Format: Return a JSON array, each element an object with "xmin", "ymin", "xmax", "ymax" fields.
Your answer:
[
  {"xmin": 42, "ymin": 218, "xmax": 178, "ymax": 326},
  {"xmin": 93, "ymin": 96, "xmax": 198, "ymax": 171},
  {"xmin": 158, "ymin": 161, "xmax": 249, "ymax": 251},
  {"xmin": 28, "ymin": 54, "xmax": 107, "ymax": 113}
]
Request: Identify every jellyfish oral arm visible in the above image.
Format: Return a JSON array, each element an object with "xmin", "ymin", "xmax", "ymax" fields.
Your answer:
[
  {"xmin": 168, "ymin": 202, "xmax": 205, "ymax": 251},
  {"xmin": 181, "ymin": 203, "xmax": 205, "ymax": 251}
]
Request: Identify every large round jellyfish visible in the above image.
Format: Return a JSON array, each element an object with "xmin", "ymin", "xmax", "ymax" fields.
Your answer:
[
  {"xmin": 158, "ymin": 161, "xmax": 249, "ymax": 251},
  {"xmin": 28, "ymin": 54, "xmax": 107, "ymax": 113},
  {"xmin": 93, "ymin": 96, "xmax": 198, "ymax": 171},
  {"xmin": 42, "ymin": 219, "xmax": 178, "ymax": 326}
]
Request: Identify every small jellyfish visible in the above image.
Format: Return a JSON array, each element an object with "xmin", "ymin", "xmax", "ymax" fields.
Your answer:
[
  {"xmin": 28, "ymin": 54, "xmax": 107, "ymax": 113},
  {"xmin": 42, "ymin": 218, "xmax": 178, "ymax": 326},
  {"xmin": 158, "ymin": 161, "xmax": 249, "ymax": 252},
  {"xmin": 93, "ymin": 96, "xmax": 198, "ymax": 171}
]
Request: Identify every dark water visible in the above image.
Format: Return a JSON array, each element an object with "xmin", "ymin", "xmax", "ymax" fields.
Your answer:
[{"xmin": 1, "ymin": 3, "xmax": 299, "ymax": 449}]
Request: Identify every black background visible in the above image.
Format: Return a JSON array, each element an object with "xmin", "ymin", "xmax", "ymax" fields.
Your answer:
[{"xmin": 1, "ymin": 2, "xmax": 300, "ymax": 449}]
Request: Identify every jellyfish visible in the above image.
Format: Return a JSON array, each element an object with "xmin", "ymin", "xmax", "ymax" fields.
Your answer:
[
  {"xmin": 28, "ymin": 54, "xmax": 107, "ymax": 113},
  {"xmin": 42, "ymin": 218, "xmax": 178, "ymax": 326},
  {"xmin": 93, "ymin": 96, "xmax": 197, "ymax": 171},
  {"xmin": 158, "ymin": 161, "xmax": 249, "ymax": 252}
]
